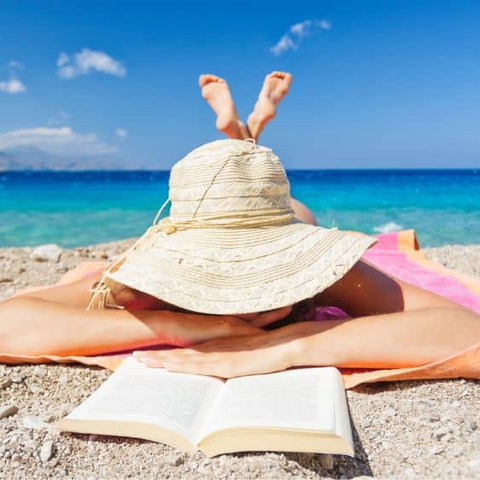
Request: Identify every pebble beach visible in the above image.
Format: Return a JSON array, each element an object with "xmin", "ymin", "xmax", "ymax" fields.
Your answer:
[{"xmin": 1, "ymin": 239, "xmax": 480, "ymax": 480}]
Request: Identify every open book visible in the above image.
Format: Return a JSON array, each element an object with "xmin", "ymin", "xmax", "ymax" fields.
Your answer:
[{"xmin": 57, "ymin": 357, "xmax": 353, "ymax": 457}]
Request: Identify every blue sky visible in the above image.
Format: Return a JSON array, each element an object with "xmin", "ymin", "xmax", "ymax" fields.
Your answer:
[{"xmin": 0, "ymin": 0, "xmax": 479, "ymax": 169}]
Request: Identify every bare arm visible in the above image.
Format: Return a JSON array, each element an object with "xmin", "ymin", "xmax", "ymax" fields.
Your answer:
[
  {"xmin": 0, "ymin": 296, "xmax": 271, "ymax": 357},
  {"xmin": 134, "ymin": 305, "xmax": 480, "ymax": 377},
  {"xmin": 291, "ymin": 306, "xmax": 480, "ymax": 369},
  {"xmin": 2, "ymin": 268, "xmax": 292, "ymax": 356}
]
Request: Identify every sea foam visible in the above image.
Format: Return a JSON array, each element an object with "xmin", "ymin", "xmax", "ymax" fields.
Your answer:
[{"xmin": 373, "ymin": 222, "xmax": 404, "ymax": 234}]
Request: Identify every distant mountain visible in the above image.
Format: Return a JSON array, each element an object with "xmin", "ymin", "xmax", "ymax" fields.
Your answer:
[{"xmin": 0, "ymin": 146, "xmax": 142, "ymax": 170}]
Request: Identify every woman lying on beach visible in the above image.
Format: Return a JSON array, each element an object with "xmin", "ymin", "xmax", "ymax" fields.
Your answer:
[{"xmin": 1, "ymin": 72, "xmax": 479, "ymax": 380}]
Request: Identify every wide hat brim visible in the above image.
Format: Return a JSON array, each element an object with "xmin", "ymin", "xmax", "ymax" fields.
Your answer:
[{"xmin": 104, "ymin": 222, "xmax": 376, "ymax": 315}]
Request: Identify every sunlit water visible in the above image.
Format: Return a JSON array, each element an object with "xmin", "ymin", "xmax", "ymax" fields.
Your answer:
[{"xmin": 1, "ymin": 170, "xmax": 479, "ymax": 248}]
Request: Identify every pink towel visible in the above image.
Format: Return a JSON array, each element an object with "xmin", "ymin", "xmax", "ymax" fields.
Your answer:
[{"xmin": 363, "ymin": 230, "xmax": 480, "ymax": 313}]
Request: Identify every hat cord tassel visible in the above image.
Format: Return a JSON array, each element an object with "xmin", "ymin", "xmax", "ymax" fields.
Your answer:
[{"xmin": 86, "ymin": 206, "xmax": 171, "ymax": 311}]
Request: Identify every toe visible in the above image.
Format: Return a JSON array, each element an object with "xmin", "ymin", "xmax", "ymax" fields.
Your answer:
[
  {"xmin": 269, "ymin": 71, "xmax": 292, "ymax": 84},
  {"xmin": 198, "ymin": 74, "xmax": 208, "ymax": 87},
  {"xmin": 199, "ymin": 74, "xmax": 221, "ymax": 88}
]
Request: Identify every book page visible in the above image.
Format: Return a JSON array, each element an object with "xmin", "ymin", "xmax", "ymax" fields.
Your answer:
[
  {"xmin": 332, "ymin": 367, "xmax": 353, "ymax": 446},
  {"xmin": 65, "ymin": 357, "xmax": 223, "ymax": 444},
  {"xmin": 202, "ymin": 368, "xmax": 344, "ymax": 437}
]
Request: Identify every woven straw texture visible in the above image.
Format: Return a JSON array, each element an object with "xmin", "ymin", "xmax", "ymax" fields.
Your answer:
[{"xmin": 90, "ymin": 139, "xmax": 376, "ymax": 314}]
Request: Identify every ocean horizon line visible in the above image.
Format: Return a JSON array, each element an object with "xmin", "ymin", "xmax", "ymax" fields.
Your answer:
[{"xmin": 1, "ymin": 167, "xmax": 479, "ymax": 174}]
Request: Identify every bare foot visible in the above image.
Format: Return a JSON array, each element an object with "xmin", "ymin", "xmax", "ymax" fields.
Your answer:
[
  {"xmin": 247, "ymin": 71, "xmax": 292, "ymax": 140},
  {"xmin": 199, "ymin": 74, "xmax": 248, "ymax": 139}
]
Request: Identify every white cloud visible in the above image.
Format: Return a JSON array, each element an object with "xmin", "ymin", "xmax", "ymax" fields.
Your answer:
[
  {"xmin": 1, "ymin": 60, "xmax": 27, "ymax": 94},
  {"xmin": 115, "ymin": 128, "xmax": 128, "ymax": 139},
  {"xmin": 58, "ymin": 65, "xmax": 76, "ymax": 79},
  {"xmin": 8, "ymin": 60, "xmax": 23, "ymax": 70},
  {"xmin": 317, "ymin": 19, "xmax": 331, "ymax": 30},
  {"xmin": 270, "ymin": 35, "xmax": 297, "ymax": 56},
  {"xmin": 57, "ymin": 48, "xmax": 127, "ymax": 79},
  {"xmin": 47, "ymin": 110, "xmax": 70, "ymax": 126},
  {"xmin": 0, "ymin": 78, "xmax": 26, "ymax": 94},
  {"xmin": 56, "ymin": 52, "xmax": 70, "ymax": 67},
  {"xmin": 270, "ymin": 18, "xmax": 331, "ymax": 56},
  {"xmin": 0, "ymin": 126, "xmax": 117, "ymax": 156},
  {"xmin": 290, "ymin": 20, "xmax": 312, "ymax": 37}
]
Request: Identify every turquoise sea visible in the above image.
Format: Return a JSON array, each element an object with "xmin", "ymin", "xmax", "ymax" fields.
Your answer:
[{"xmin": 1, "ymin": 170, "xmax": 479, "ymax": 248}]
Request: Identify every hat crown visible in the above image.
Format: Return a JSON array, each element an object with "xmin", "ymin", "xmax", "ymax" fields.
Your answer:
[{"xmin": 167, "ymin": 139, "xmax": 293, "ymax": 226}]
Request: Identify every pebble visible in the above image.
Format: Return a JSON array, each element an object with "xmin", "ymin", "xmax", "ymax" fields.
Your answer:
[
  {"xmin": 54, "ymin": 404, "xmax": 74, "ymax": 419},
  {"xmin": 451, "ymin": 445, "xmax": 464, "ymax": 457},
  {"xmin": 22, "ymin": 415, "xmax": 46, "ymax": 430},
  {"xmin": 429, "ymin": 445, "xmax": 445, "ymax": 455},
  {"xmin": 428, "ymin": 413, "xmax": 441, "ymax": 422},
  {"xmin": 0, "ymin": 378, "xmax": 12, "ymax": 389},
  {"xmin": 10, "ymin": 372, "xmax": 26, "ymax": 383},
  {"xmin": 32, "ymin": 366, "xmax": 44, "ymax": 376},
  {"xmin": 30, "ymin": 244, "xmax": 63, "ymax": 262},
  {"xmin": 3, "ymin": 287, "xmax": 15, "ymax": 297},
  {"xmin": 39, "ymin": 441, "xmax": 55, "ymax": 463},
  {"xmin": 468, "ymin": 420, "xmax": 478, "ymax": 432},
  {"xmin": 433, "ymin": 426, "xmax": 452, "ymax": 440},
  {"xmin": 383, "ymin": 407, "xmax": 397, "ymax": 418},
  {"xmin": 319, "ymin": 454, "xmax": 334, "ymax": 470},
  {"xmin": 28, "ymin": 384, "xmax": 41, "ymax": 394},
  {"xmin": 360, "ymin": 417, "xmax": 372, "ymax": 428},
  {"xmin": 0, "ymin": 405, "xmax": 18, "ymax": 419},
  {"xmin": 165, "ymin": 453, "xmax": 184, "ymax": 467},
  {"xmin": 468, "ymin": 455, "xmax": 480, "ymax": 474},
  {"xmin": 0, "ymin": 276, "xmax": 13, "ymax": 283}
]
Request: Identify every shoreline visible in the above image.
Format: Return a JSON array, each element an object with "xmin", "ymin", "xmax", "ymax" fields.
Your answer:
[{"xmin": 0, "ymin": 240, "xmax": 480, "ymax": 479}]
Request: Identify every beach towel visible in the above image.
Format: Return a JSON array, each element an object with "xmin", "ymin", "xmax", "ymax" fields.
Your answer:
[{"xmin": 2, "ymin": 230, "xmax": 480, "ymax": 389}]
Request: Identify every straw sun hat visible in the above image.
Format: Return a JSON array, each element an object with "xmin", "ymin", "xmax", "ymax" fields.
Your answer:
[{"xmin": 88, "ymin": 139, "xmax": 376, "ymax": 315}]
